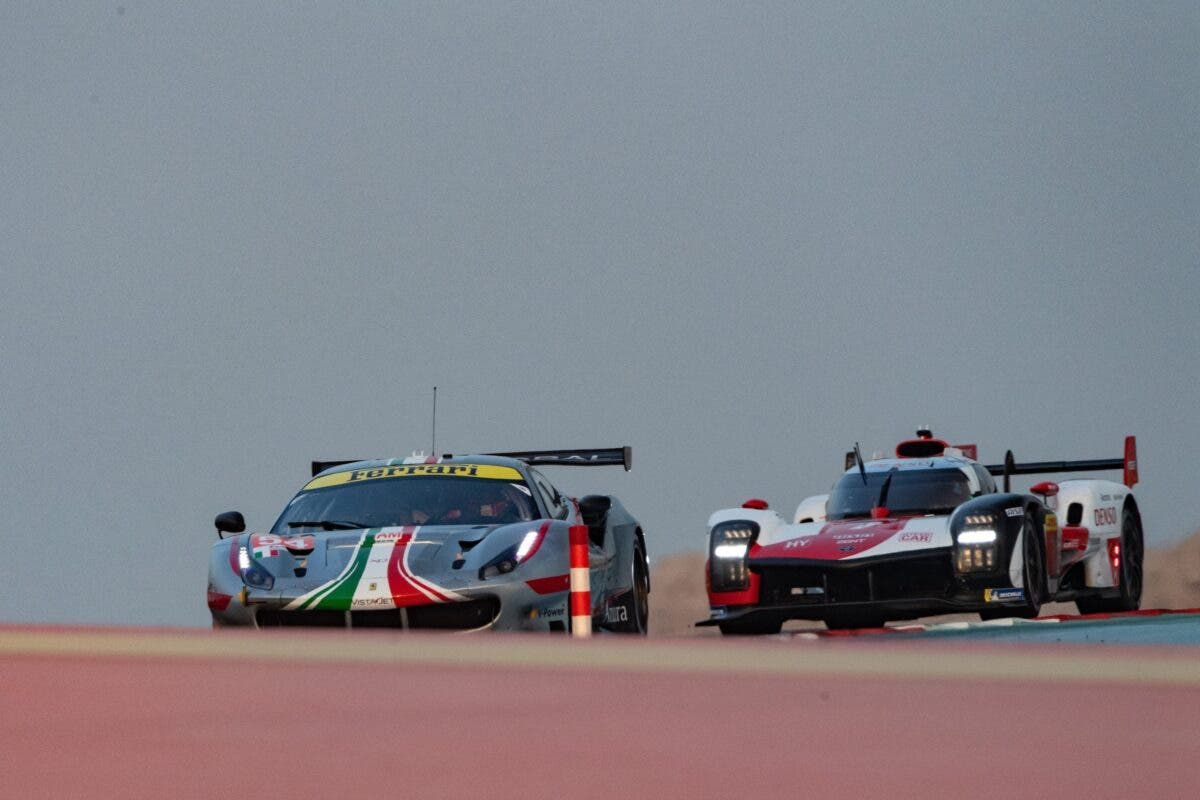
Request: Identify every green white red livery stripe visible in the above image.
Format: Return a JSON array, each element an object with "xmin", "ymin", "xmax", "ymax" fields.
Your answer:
[{"xmin": 284, "ymin": 527, "xmax": 465, "ymax": 612}]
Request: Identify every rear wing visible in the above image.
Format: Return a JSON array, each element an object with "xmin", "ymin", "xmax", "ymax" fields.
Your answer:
[
  {"xmin": 984, "ymin": 436, "xmax": 1138, "ymax": 491},
  {"xmin": 486, "ymin": 446, "xmax": 632, "ymax": 471},
  {"xmin": 310, "ymin": 447, "xmax": 632, "ymax": 477}
]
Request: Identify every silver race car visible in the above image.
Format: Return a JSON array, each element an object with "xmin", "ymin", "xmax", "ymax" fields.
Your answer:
[{"xmin": 207, "ymin": 447, "xmax": 648, "ymax": 633}]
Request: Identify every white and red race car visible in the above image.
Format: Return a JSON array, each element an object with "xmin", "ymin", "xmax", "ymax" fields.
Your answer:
[{"xmin": 699, "ymin": 431, "xmax": 1143, "ymax": 634}]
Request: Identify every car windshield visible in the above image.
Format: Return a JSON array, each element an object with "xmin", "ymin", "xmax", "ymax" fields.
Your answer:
[
  {"xmin": 271, "ymin": 475, "xmax": 539, "ymax": 532},
  {"xmin": 826, "ymin": 467, "xmax": 972, "ymax": 520}
]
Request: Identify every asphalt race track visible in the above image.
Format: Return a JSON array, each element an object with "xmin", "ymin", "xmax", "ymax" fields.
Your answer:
[{"xmin": 3, "ymin": 623, "xmax": 1199, "ymax": 799}]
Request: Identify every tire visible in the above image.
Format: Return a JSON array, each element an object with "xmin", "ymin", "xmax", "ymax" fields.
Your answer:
[
  {"xmin": 1013, "ymin": 513, "xmax": 1045, "ymax": 619},
  {"xmin": 611, "ymin": 539, "xmax": 650, "ymax": 635},
  {"xmin": 718, "ymin": 617, "xmax": 783, "ymax": 636},
  {"xmin": 983, "ymin": 514, "xmax": 1044, "ymax": 621},
  {"xmin": 1076, "ymin": 506, "xmax": 1143, "ymax": 614}
]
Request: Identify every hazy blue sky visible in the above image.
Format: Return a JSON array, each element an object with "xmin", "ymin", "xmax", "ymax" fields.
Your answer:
[{"xmin": 2, "ymin": 3, "xmax": 1197, "ymax": 626}]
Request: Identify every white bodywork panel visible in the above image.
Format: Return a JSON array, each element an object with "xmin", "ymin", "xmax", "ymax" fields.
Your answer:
[
  {"xmin": 1055, "ymin": 478, "xmax": 1130, "ymax": 589},
  {"xmin": 792, "ymin": 494, "xmax": 828, "ymax": 524}
]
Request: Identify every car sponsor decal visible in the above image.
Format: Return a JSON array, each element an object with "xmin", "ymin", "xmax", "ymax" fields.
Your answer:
[
  {"xmin": 250, "ymin": 533, "xmax": 315, "ymax": 558},
  {"xmin": 285, "ymin": 527, "xmax": 466, "ymax": 611},
  {"xmin": 304, "ymin": 463, "xmax": 523, "ymax": 491},
  {"xmin": 754, "ymin": 517, "xmax": 945, "ymax": 561},
  {"xmin": 1005, "ymin": 507, "xmax": 1024, "ymax": 517},
  {"xmin": 983, "ymin": 587, "xmax": 1025, "ymax": 602}
]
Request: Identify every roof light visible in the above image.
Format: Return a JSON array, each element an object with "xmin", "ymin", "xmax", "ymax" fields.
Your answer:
[{"xmin": 742, "ymin": 498, "xmax": 769, "ymax": 510}]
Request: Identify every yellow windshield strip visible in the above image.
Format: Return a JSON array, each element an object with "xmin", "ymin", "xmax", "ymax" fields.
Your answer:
[{"xmin": 304, "ymin": 463, "xmax": 523, "ymax": 490}]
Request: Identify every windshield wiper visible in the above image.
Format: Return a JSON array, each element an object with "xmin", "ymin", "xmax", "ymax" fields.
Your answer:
[
  {"xmin": 286, "ymin": 520, "xmax": 367, "ymax": 530},
  {"xmin": 877, "ymin": 468, "xmax": 898, "ymax": 509}
]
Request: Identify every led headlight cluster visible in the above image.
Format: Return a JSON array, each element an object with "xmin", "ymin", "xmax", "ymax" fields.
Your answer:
[
  {"xmin": 238, "ymin": 546, "xmax": 275, "ymax": 590},
  {"xmin": 479, "ymin": 525, "xmax": 549, "ymax": 580},
  {"xmin": 955, "ymin": 513, "xmax": 998, "ymax": 573},
  {"xmin": 709, "ymin": 521, "xmax": 758, "ymax": 592}
]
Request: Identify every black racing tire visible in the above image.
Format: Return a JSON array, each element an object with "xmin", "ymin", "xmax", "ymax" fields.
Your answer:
[
  {"xmin": 1076, "ymin": 506, "xmax": 1144, "ymax": 614},
  {"xmin": 610, "ymin": 539, "xmax": 650, "ymax": 634},
  {"xmin": 718, "ymin": 617, "xmax": 783, "ymax": 636},
  {"xmin": 1013, "ymin": 512, "xmax": 1046, "ymax": 619},
  {"xmin": 629, "ymin": 540, "xmax": 651, "ymax": 634}
]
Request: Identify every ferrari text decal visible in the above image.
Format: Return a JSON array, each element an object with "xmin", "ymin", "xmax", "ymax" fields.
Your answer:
[{"xmin": 304, "ymin": 463, "xmax": 523, "ymax": 490}]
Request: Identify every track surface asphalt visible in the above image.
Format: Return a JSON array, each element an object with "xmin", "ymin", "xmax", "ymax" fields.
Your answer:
[{"xmin": 3, "ymin": 624, "xmax": 1198, "ymax": 799}]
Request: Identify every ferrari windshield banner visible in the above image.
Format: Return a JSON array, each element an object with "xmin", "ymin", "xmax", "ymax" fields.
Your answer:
[{"xmin": 304, "ymin": 463, "xmax": 522, "ymax": 491}]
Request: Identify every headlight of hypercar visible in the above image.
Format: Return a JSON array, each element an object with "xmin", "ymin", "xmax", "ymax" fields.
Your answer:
[
  {"xmin": 955, "ymin": 513, "xmax": 998, "ymax": 573},
  {"xmin": 238, "ymin": 546, "xmax": 275, "ymax": 590},
  {"xmin": 709, "ymin": 521, "xmax": 758, "ymax": 593}
]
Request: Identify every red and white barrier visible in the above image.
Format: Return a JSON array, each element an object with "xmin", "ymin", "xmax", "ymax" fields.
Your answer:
[{"xmin": 568, "ymin": 524, "xmax": 591, "ymax": 638}]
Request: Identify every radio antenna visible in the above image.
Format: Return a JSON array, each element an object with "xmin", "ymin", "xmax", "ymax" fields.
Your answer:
[{"xmin": 431, "ymin": 386, "xmax": 438, "ymax": 455}]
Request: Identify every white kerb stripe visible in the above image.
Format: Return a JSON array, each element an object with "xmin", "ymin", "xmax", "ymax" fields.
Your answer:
[{"xmin": 569, "ymin": 567, "xmax": 590, "ymax": 589}]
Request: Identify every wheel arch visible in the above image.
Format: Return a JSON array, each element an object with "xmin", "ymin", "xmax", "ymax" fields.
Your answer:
[
  {"xmin": 635, "ymin": 526, "xmax": 649, "ymax": 594},
  {"xmin": 1122, "ymin": 494, "xmax": 1142, "ymax": 530}
]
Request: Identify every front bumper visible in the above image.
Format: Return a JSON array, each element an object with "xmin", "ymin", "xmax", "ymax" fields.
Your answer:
[
  {"xmin": 699, "ymin": 549, "xmax": 1023, "ymax": 626},
  {"xmin": 211, "ymin": 580, "xmax": 572, "ymax": 632}
]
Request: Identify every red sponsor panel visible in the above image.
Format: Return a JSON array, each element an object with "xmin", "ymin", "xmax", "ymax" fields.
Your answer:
[{"xmin": 753, "ymin": 519, "xmax": 907, "ymax": 561}]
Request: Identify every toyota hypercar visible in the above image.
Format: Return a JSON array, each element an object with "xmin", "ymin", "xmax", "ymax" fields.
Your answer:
[{"xmin": 699, "ymin": 431, "xmax": 1142, "ymax": 634}]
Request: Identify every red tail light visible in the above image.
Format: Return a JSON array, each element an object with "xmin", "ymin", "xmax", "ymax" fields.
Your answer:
[{"xmin": 1107, "ymin": 537, "xmax": 1122, "ymax": 585}]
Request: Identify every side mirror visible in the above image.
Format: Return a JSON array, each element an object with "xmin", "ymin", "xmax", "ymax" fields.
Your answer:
[
  {"xmin": 214, "ymin": 511, "xmax": 246, "ymax": 538},
  {"xmin": 578, "ymin": 495, "xmax": 611, "ymax": 528}
]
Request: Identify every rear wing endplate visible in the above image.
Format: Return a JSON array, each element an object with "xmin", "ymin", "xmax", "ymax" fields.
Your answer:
[
  {"xmin": 487, "ymin": 446, "xmax": 632, "ymax": 471},
  {"xmin": 984, "ymin": 436, "xmax": 1137, "ymax": 491}
]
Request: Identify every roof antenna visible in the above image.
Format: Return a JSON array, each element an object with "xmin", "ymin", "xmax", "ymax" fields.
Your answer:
[{"xmin": 431, "ymin": 386, "xmax": 438, "ymax": 455}]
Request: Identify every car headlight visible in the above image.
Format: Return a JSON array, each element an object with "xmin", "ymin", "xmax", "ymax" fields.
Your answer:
[
  {"xmin": 955, "ymin": 514, "xmax": 998, "ymax": 573},
  {"xmin": 709, "ymin": 521, "xmax": 758, "ymax": 593},
  {"xmin": 238, "ymin": 546, "xmax": 275, "ymax": 590},
  {"xmin": 479, "ymin": 523, "xmax": 550, "ymax": 580}
]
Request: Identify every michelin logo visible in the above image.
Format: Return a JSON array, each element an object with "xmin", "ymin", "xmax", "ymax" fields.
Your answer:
[{"xmin": 983, "ymin": 587, "xmax": 1025, "ymax": 602}]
